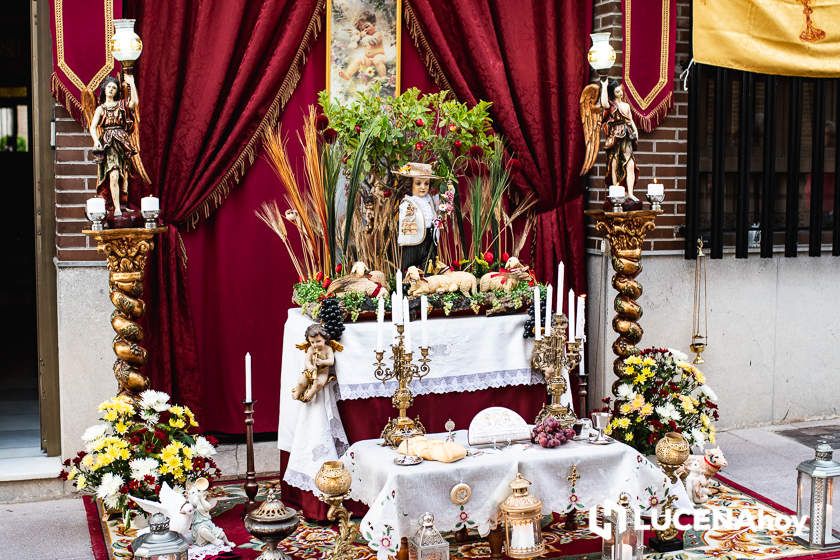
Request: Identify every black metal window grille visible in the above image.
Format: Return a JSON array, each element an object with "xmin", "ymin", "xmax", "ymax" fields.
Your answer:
[{"xmin": 685, "ymin": 64, "xmax": 840, "ymax": 259}]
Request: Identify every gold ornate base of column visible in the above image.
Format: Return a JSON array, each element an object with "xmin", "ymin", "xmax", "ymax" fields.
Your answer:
[
  {"xmin": 83, "ymin": 226, "xmax": 166, "ymax": 399},
  {"xmin": 381, "ymin": 416, "xmax": 426, "ymax": 447},
  {"xmin": 534, "ymin": 403, "xmax": 577, "ymax": 429}
]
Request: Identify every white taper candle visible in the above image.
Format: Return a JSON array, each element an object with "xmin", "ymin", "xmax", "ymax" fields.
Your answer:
[
  {"xmin": 567, "ymin": 289, "xmax": 575, "ymax": 341},
  {"xmin": 420, "ymin": 295, "xmax": 428, "ymax": 347},
  {"xmin": 544, "ymin": 284, "xmax": 553, "ymax": 336},
  {"xmin": 245, "ymin": 352, "xmax": 252, "ymax": 402},
  {"xmin": 376, "ymin": 297, "xmax": 385, "ymax": 351},
  {"xmin": 534, "ymin": 286, "xmax": 542, "ymax": 341},
  {"xmin": 556, "ymin": 261, "xmax": 564, "ymax": 316}
]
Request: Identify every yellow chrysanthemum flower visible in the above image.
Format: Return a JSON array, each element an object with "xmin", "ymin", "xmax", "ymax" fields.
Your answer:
[
  {"xmin": 624, "ymin": 432, "xmax": 633, "ymax": 442},
  {"xmin": 76, "ymin": 475, "xmax": 87, "ymax": 490},
  {"xmin": 115, "ymin": 422, "xmax": 128, "ymax": 435},
  {"xmin": 183, "ymin": 458, "xmax": 193, "ymax": 470},
  {"xmin": 639, "ymin": 403, "xmax": 654, "ymax": 417},
  {"xmin": 103, "ymin": 410, "xmax": 118, "ymax": 422},
  {"xmin": 695, "ymin": 371, "xmax": 706, "ymax": 384},
  {"xmin": 630, "ymin": 394, "xmax": 645, "ymax": 410},
  {"xmin": 619, "ymin": 403, "xmax": 632, "ymax": 414},
  {"xmin": 82, "ymin": 454, "xmax": 95, "ymax": 468},
  {"xmin": 67, "ymin": 467, "xmax": 78, "ymax": 481},
  {"xmin": 169, "ymin": 418, "xmax": 186, "ymax": 429},
  {"xmin": 604, "ymin": 425, "xmax": 613, "ymax": 435},
  {"xmin": 700, "ymin": 414, "xmax": 710, "ymax": 428},
  {"xmin": 624, "ymin": 365, "xmax": 636, "ymax": 376},
  {"xmin": 183, "ymin": 447, "xmax": 193, "ymax": 459},
  {"xmin": 642, "ymin": 356, "xmax": 656, "ymax": 367},
  {"xmin": 617, "ymin": 417, "xmax": 631, "ymax": 429},
  {"xmin": 169, "ymin": 405, "xmax": 184, "ymax": 416}
]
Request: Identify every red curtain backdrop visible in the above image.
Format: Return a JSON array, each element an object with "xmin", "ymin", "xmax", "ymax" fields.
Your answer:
[
  {"xmin": 622, "ymin": 0, "xmax": 676, "ymax": 132},
  {"xmin": 403, "ymin": 0, "xmax": 592, "ymax": 295},
  {"xmin": 182, "ymin": 17, "xmax": 441, "ymax": 434},
  {"xmin": 125, "ymin": 0, "xmax": 325, "ymax": 420}
]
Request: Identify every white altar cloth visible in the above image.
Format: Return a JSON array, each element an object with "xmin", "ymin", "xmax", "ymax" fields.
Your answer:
[
  {"xmin": 344, "ymin": 430, "xmax": 694, "ymax": 559},
  {"xmin": 278, "ymin": 309, "xmax": 575, "ymax": 493}
]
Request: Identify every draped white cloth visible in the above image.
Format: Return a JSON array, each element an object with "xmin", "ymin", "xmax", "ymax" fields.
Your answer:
[
  {"xmin": 277, "ymin": 309, "xmax": 574, "ymax": 493},
  {"xmin": 344, "ymin": 431, "xmax": 695, "ymax": 560}
]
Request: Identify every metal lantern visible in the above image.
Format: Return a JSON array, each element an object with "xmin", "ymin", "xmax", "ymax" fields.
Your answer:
[
  {"xmin": 131, "ymin": 513, "xmax": 189, "ymax": 560},
  {"xmin": 795, "ymin": 442, "xmax": 840, "ymax": 549},
  {"xmin": 500, "ymin": 473, "xmax": 545, "ymax": 559},
  {"xmin": 408, "ymin": 512, "xmax": 449, "ymax": 560},
  {"xmin": 600, "ymin": 494, "xmax": 644, "ymax": 560}
]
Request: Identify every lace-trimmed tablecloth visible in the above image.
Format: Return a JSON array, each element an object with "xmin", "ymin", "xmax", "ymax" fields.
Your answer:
[
  {"xmin": 278, "ymin": 309, "xmax": 574, "ymax": 493},
  {"xmin": 344, "ymin": 431, "xmax": 695, "ymax": 560}
]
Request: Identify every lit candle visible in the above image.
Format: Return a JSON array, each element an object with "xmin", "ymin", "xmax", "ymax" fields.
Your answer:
[
  {"xmin": 544, "ymin": 284, "xmax": 553, "ymax": 336},
  {"xmin": 376, "ymin": 297, "xmax": 385, "ymax": 351},
  {"xmin": 86, "ymin": 197, "xmax": 106, "ymax": 214},
  {"xmin": 402, "ymin": 296, "xmax": 411, "ymax": 349},
  {"xmin": 556, "ymin": 261, "xmax": 564, "ymax": 316},
  {"xmin": 420, "ymin": 295, "xmax": 428, "ymax": 347},
  {"xmin": 396, "ymin": 269, "xmax": 403, "ymax": 301},
  {"xmin": 245, "ymin": 352, "xmax": 252, "ymax": 402},
  {"xmin": 140, "ymin": 196, "xmax": 159, "ymax": 212},
  {"xmin": 608, "ymin": 185, "xmax": 626, "ymax": 199},
  {"xmin": 533, "ymin": 286, "xmax": 542, "ymax": 341},
  {"xmin": 567, "ymin": 289, "xmax": 575, "ymax": 341},
  {"xmin": 647, "ymin": 182, "xmax": 664, "ymax": 197}
]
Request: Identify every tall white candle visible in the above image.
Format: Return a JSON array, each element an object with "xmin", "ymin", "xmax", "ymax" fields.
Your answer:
[
  {"xmin": 533, "ymin": 286, "xmax": 542, "ymax": 341},
  {"xmin": 567, "ymin": 289, "xmax": 575, "ymax": 341},
  {"xmin": 376, "ymin": 297, "xmax": 385, "ymax": 351},
  {"xmin": 245, "ymin": 352, "xmax": 252, "ymax": 402},
  {"xmin": 420, "ymin": 295, "xmax": 428, "ymax": 347},
  {"xmin": 402, "ymin": 297, "xmax": 411, "ymax": 349},
  {"xmin": 544, "ymin": 284, "xmax": 553, "ymax": 336},
  {"xmin": 576, "ymin": 295, "xmax": 586, "ymax": 340},
  {"xmin": 396, "ymin": 270, "xmax": 403, "ymax": 301},
  {"xmin": 556, "ymin": 261, "xmax": 564, "ymax": 316},
  {"xmin": 391, "ymin": 292, "xmax": 401, "ymax": 325}
]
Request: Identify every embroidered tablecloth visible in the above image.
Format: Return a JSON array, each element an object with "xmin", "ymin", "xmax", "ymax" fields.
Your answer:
[{"xmin": 343, "ymin": 430, "xmax": 694, "ymax": 559}]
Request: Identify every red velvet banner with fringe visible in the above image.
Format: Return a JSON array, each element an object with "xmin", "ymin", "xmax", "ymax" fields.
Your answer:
[
  {"xmin": 621, "ymin": 0, "xmax": 676, "ymax": 133},
  {"xmin": 49, "ymin": 0, "xmax": 120, "ymax": 125}
]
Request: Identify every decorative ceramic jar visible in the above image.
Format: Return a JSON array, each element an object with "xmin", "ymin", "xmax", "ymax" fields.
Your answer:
[{"xmin": 315, "ymin": 460, "xmax": 352, "ymax": 497}]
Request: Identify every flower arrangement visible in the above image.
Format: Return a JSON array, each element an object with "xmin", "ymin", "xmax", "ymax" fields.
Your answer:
[
  {"xmin": 602, "ymin": 348, "xmax": 719, "ymax": 456},
  {"xmin": 59, "ymin": 390, "xmax": 221, "ymax": 521}
]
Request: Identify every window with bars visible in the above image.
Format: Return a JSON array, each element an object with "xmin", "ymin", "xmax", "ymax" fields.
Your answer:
[{"xmin": 685, "ymin": 64, "xmax": 840, "ymax": 259}]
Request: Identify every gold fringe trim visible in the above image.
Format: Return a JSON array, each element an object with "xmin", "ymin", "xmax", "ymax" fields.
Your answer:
[
  {"xmin": 403, "ymin": 1, "xmax": 453, "ymax": 92},
  {"xmin": 184, "ymin": 0, "xmax": 326, "ymax": 230},
  {"xmin": 631, "ymin": 91, "xmax": 673, "ymax": 133},
  {"xmin": 50, "ymin": 72, "xmax": 86, "ymax": 125},
  {"xmin": 177, "ymin": 229, "xmax": 189, "ymax": 269}
]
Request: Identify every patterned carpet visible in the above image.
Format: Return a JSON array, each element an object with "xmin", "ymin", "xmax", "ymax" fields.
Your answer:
[{"xmin": 85, "ymin": 476, "xmax": 840, "ymax": 560}]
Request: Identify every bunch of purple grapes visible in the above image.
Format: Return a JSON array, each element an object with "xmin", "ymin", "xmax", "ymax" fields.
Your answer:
[{"xmin": 531, "ymin": 418, "xmax": 576, "ymax": 448}]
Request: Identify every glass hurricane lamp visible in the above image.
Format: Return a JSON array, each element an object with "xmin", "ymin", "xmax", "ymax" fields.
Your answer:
[
  {"xmin": 795, "ymin": 442, "xmax": 840, "ymax": 549},
  {"xmin": 500, "ymin": 473, "xmax": 544, "ymax": 559}
]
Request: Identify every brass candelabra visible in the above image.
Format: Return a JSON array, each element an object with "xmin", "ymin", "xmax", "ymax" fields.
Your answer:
[
  {"xmin": 531, "ymin": 314, "xmax": 581, "ymax": 428},
  {"xmin": 373, "ymin": 323, "xmax": 431, "ymax": 447},
  {"xmin": 82, "ymin": 226, "xmax": 166, "ymax": 399},
  {"xmin": 585, "ymin": 209, "xmax": 659, "ymax": 395}
]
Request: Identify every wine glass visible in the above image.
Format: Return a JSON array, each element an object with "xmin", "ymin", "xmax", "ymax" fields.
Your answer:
[{"xmin": 591, "ymin": 412, "xmax": 611, "ymax": 443}]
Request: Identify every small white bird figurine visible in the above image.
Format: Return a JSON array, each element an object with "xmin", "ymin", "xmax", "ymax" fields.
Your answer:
[{"xmin": 130, "ymin": 482, "xmax": 194, "ymax": 538}]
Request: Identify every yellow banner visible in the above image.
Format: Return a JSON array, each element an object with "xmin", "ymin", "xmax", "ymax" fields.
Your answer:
[{"xmin": 693, "ymin": 0, "xmax": 840, "ymax": 77}]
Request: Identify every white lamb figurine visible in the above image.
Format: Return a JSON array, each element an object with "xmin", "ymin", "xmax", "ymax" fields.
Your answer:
[
  {"xmin": 478, "ymin": 257, "xmax": 531, "ymax": 293},
  {"xmin": 677, "ymin": 447, "xmax": 728, "ymax": 504},
  {"xmin": 405, "ymin": 266, "xmax": 477, "ymax": 297}
]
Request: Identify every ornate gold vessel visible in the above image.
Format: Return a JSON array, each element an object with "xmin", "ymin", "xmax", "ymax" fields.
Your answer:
[
  {"xmin": 244, "ymin": 484, "xmax": 300, "ymax": 560},
  {"xmin": 585, "ymin": 210, "xmax": 659, "ymax": 394},
  {"xmin": 83, "ymin": 226, "xmax": 166, "ymax": 399},
  {"xmin": 315, "ymin": 461, "xmax": 357, "ymax": 560},
  {"xmin": 655, "ymin": 432, "xmax": 690, "ymax": 483}
]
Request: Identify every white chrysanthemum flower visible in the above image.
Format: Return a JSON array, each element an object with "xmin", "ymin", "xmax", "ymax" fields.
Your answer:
[
  {"xmin": 191, "ymin": 436, "xmax": 216, "ymax": 458},
  {"xmin": 668, "ymin": 348, "xmax": 689, "ymax": 362},
  {"xmin": 82, "ymin": 424, "xmax": 109, "ymax": 443},
  {"xmin": 700, "ymin": 384, "xmax": 719, "ymax": 402},
  {"xmin": 616, "ymin": 384, "xmax": 635, "ymax": 400},
  {"xmin": 129, "ymin": 457, "xmax": 159, "ymax": 481},
  {"xmin": 655, "ymin": 403, "xmax": 682, "ymax": 421},
  {"xmin": 104, "ymin": 494, "xmax": 121, "ymax": 509},
  {"xmin": 689, "ymin": 428, "xmax": 706, "ymax": 447},
  {"xmin": 139, "ymin": 390, "xmax": 171, "ymax": 412},
  {"xmin": 96, "ymin": 472, "xmax": 124, "ymax": 502},
  {"xmin": 139, "ymin": 409, "xmax": 160, "ymax": 426}
]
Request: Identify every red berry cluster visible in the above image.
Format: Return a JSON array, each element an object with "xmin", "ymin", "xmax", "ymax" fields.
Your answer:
[{"xmin": 531, "ymin": 418, "xmax": 575, "ymax": 448}]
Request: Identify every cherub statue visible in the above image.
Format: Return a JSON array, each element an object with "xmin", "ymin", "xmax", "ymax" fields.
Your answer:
[
  {"xmin": 396, "ymin": 162, "xmax": 441, "ymax": 272},
  {"xmin": 86, "ymin": 74, "xmax": 151, "ymax": 217},
  {"xmin": 580, "ymin": 78, "xmax": 641, "ymax": 204},
  {"xmin": 292, "ymin": 323, "xmax": 343, "ymax": 403},
  {"xmin": 186, "ymin": 477, "xmax": 232, "ymax": 547}
]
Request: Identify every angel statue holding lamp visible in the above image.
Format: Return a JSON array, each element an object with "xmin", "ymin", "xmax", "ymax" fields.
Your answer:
[
  {"xmin": 396, "ymin": 162, "xmax": 441, "ymax": 272},
  {"xmin": 580, "ymin": 78, "xmax": 641, "ymax": 208},
  {"xmin": 87, "ymin": 73, "xmax": 150, "ymax": 218}
]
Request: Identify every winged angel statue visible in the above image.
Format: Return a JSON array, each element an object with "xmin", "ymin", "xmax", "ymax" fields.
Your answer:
[{"xmin": 580, "ymin": 78, "xmax": 641, "ymax": 202}]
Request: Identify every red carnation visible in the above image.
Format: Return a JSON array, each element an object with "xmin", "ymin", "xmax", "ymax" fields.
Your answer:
[
  {"xmin": 354, "ymin": 124, "xmax": 362, "ymax": 133},
  {"xmin": 322, "ymin": 277, "xmax": 332, "ymax": 289},
  {"xmin": 469, "ymin": 145, "xmax": 484, "ymax": 158},
  {"xmin": 668, "ymin": 420, "xmax": 678, "ymax": 431},
  {"xmin": 415, "ymin": 118, "xmax": 424, "ymax": 127},
  {"xmin": 453, "ymin": 140, "xmax": 463, "ymax": 150},
  {"xmin": 501, "ymin": 252, "xmax": 510, "ymax": 264},
  {"xmin": 335, "ymin": 263, "xmax": 343, "ymax": 274},
  {"xmin": 382, "ymin": 189, "xmax": 392, "ymax": 198},
  {"xmin": 62, "ymin": 458, "xmax": 71, "ymax": 467},
  {"xmin": 315, "ymin": 114, "xmax": 330, "ymax": 131},
  {"xmin": 315, "ymin": 271, "xmax": 324, "ymax": 282},
  {"xmin": 323, "ymin": 128, "xmax": 338, "ymax": 144},
  {"xmin": 483, "ymin": 251, "xmax": 494, "ymax": 265},
  {"xmin": 144, "ymin": 475, "xmax": 156, "ymax": 484},
  {"xmin": 647, "ymin": 433, "xmax": 657, "ymax": 445},
  {"xmin": 414, "ymin": 141, "xmax": 425, "ymax": 151},
  {"xmin": 58, "ymin": 471, "xmax": 68, "ymax": 480},
  {"xmin": 154, "ymin": 428, "xmax": 168, "ymax": 441}
]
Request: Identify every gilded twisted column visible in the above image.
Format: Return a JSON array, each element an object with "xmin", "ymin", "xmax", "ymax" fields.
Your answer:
[
  {"xmin": 83, "ymin": 227, "xmax": 166, "ymax": 399},
  {"xmin": 585, "ymin": 210, "xmax": 659, "ymax": 395}
]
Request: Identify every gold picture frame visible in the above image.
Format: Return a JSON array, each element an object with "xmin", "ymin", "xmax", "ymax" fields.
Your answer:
[{"xmin": 326, "ymin": 0, "xmax": 402, "ymax": 103}]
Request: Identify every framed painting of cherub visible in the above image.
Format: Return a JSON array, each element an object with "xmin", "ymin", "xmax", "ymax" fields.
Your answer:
[{"xmin": 326, "ymin": 0, "xmax": 401, "ymax": 103}]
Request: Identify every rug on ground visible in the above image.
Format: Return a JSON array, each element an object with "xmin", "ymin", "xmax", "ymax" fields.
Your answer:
[{"xmin": 85, "ymin": 475, "xmax": 840, "ymax": 560}]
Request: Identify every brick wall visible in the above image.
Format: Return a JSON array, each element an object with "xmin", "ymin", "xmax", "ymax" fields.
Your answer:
[
  {"xmin": 54, "ymin": 104, "xmax": 101, "ymax": 262},
  {"xmin": 586, "ymin": 0, "xmax": 691, "ymax": 253}
]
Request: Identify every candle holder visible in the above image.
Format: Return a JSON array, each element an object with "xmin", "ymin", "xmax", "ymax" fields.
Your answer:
[
  {"xmin": 531, "ymin": 314, "xmax": 581, "ymax": 428},
  {"xmin": 86, "ymin": 207, "xmax": 106, "ymax": 231},
  {"xmin": 374, "ymin": 323, "xmax": 431, "ymax": 447},
  {"xmin": 585, "ymin": 210, "xmax": 659, "ymax": 395},
  {"xmin": 608, "ymin": 191, "xmax": 626, "ymax": 213},
  {"xmin": 82, "ymin": 226, "xmax": 166, "ymax": 399},
  {"xmin": 243, "ymin": 400, "xmax": 258, "ymax": 516},
  {"xmin": 142, "ymin": 207, "xmax": 160, "ymax": 230},
  {"xmin": 646, "ymin": 190, "xmax": 665, "ymax": 212},
  {"xmin": 315, "ymin": 461, "xmax": 357, "ymax": 560}
]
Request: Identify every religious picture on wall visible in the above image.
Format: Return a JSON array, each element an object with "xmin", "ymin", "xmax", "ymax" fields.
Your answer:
[{"xmin": 326, "ymin": 0, "xmax": 401, "ymax": 103}]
